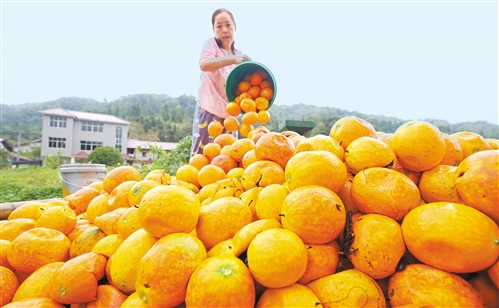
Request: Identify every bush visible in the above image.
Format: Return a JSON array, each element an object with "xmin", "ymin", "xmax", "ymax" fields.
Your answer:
[
  {"xmin": 88, "ymin": 146, "xmax": 124, "ymax": 166},
  {"xmin": 149, "ymin": 135, "xmax": 192, "ymax": 175}
]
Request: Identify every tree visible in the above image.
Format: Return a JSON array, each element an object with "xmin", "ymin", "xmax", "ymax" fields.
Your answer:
[
  {"xmin": 150, "ymin": 135, "xmax": 192, "ymax": 175},
  {"xmin": 88, "ymin": 146, "xmax": 124, "ymax": 166}
]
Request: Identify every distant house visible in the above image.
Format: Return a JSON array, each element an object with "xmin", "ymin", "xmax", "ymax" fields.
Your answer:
[
  {"xmin": 38, "ymin": 108, "xmax": 177, "ymax": 165},
  {"xmin": 126, "ymin": 139, "xmax": 178, "ymax": 167},
  {"xmin": 16, "ymin": 138, "xmax": 42, "ymax": 153}
]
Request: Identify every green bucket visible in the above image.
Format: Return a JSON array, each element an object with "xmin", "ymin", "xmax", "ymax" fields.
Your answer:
[{"xmin": 225, "ymin": 61, "xmax": 277, "ymax": 109}]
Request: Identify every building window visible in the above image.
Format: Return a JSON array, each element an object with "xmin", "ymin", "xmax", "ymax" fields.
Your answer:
[
  {"xmin": 48, "ymin": 137, "xmax": 66, "ymax": 148},
  {"xmin": 80, "ymin": 140, "xmax": 103, "ymax": 151},
  {"xmin": 81, "ymin": 121, "xmax": 103, "ymax": 132},
  {"xmin": 49, "ymin": 116, "xmax": 67, "ymax": 128},
  {"xmin": 115, "ymin": 127, "xmax": 122, "ymax": 151},
  {"xmin": 142, "ymin": 151, "xmax": 147, "ymax": 158}
]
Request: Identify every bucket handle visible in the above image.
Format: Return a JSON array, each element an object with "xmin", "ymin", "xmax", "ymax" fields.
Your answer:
[{"xmin": 58, "ymin": 172, "xmax": 102, "ymax": 190}]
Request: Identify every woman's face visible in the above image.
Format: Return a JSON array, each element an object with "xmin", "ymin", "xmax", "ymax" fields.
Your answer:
[{"xmin": 213, "ymin": 11, "xmax": 235, "ymax": 45}]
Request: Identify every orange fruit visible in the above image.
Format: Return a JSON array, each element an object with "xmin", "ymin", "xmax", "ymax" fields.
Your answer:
[
  {"xmin": 93, "ymin": 207, "xmax": 128, "ymax": 236},
  {"xmin": 487, "ymin": 259, "xmax": 499, "ymax": 290},
  {"xmin": 127, "ymin": 180, "xmax": 161, "ymax": 207},
  {"xmin": 468, "ymin": 270, "xmax": 499, "ymax": 308},
  {"xmin": 110, "ymin": 228, "xmax": 157, "ymax": 294},
  {"xmin": 0, "ymin": 240, "xmax": 13, "ymax": 270},
  {"xmin": 12, "ymin": 261, "xmax": 64, "ymax": 302},
  {"xmin": 247, "ymin": 228, "xmax": 308, "ymax": 288},
  {"xmin": 91, "ymin": 234, "xmax": 123, "ymax": 257},
  {"xmin": 402, "ymin": 202, "xmax": 499, "ymax": 273},
  {"xmin": 69, "ymin": 226, "xmax": 107, "ymax": 258},
  {"xmin": 135, "ymin": 233, "xmax": 207, "ymax": 307},
  {"xmin": 176, "ymin": 164, "xmax": 200, "ymax": 188},
  {"xmin": 7, "ymin": 201, "xmax": 48, "ymax": 220},
  {"xmin": 49, "ymin": 252, "xmax": 107, "ymax": 304},
  {"xmin": 486, "ymin": 138, "xmax": 499, "ymax": 149},
  {"xmin": 186, "ymin": 256, "xmax": 256, "ymax": 307},
  {"xmin": 63, "ymin": 187, "xmax": 100, "ymax": 215},
  {"xmin": 102, "ymin": 166, "xmax": 142, "ymax": 195},
  {"xmin": 255, "ymin": 97, "xmax": 269, "ymax": 111},
  {"xmin": 388, "ymin": 263, "xmax": 485, "ymax": 307},
  {"xmin": 255, "ymin": 184, "xmax": 288, "ymax": 222},
  {"xmin": 220, "ymin": 145, "xmax": 232, "ymax": 156},
  {"xmin": 189, "ymin": 153, "xmax": 209, "ymax": 171},
  {"xmin": 238, "ymin": 80, "xmax": 252, "ymax": 92},
  {"xmin": 256, "ymin": 283, "xmax": 320, "ymax": 307},
  {"xmin": 257, "ymin": 110, "xmax": 270, "ymax": 124},
  {"xmin": 87, "ymin": 284, "xmax": 128, "ymax": 308},
  {"xmin": 450, "ymin": 131, "xmax": 492, "ymax": 159},
  {"xmin": 348, "ymin": 213, "xmax": 406, "ymax": 279},
  {"xmin": 351, "ymin": 167, "xmax": 420, "ymax": 221},
  {"xmin": 86, "ymin": 181, "xmax": 104, "ymax": 193},
  {"xmin": 0, "ymin": 218, "xmax": 36, "ymax": 242},
  {"xmin": 329, "ymin": 116, "xmax": 377, "ymax": 149},
  {"xmin": 247, "ymin": 86, "xmax": 261, "ymax": 99},
  {"xmin": 419, "ymin": 165, "xmax": 460, "ymax": 203},
  {"xmin": 260, "ymin": 87, "xmax": 274, "ymax": 101},
  {"xmin": 0, "ymin": 266, "xmax": 19, "ymax": 307},
  {"xmin": 2, "ymin": 298, "xmax": 64, "ymax": 307},
  {"xmin": 249, "ymin": 73, "xmax": 263, "ymax": 86},
  {"xmin": 240, "ymin": 98, "xmax": 256, "ymax": 113},
  {"xmin": 239, "ymin": 187, "xmax": 264, "ymax": 222},
  {"xmin": 85, "ymin": 193, "xmax": 110, "ymax": 223},
  {"xmin": 254, "ymin": 132, "xmax": 295, "ymax": 169},
  {"xmin": 210, "ymin": 154, "xmax": 238, "ymax": 174},
  {"xmin": 256, "ymin": 70, "xmax": 268, "ymax": 80},
  {"xmin": 120, "ymin": 292, "xmax": 147, "ymax": 307},
  {"xmin": 117, "ymin": 206, "xmax": 141, "ymax": 240},
  {"xmin": 336, "ymin": 172, "xmax": 359, "ymax": 215},
  {"xmin": 231, "ymin": 219, "xmax": 282, "ymax": 257},
  {"xmin": 298, "ymin": 242, "xmax": 340, "ymax": 285},
  {"xmin": 7, "ymin": 228, "xmax": 70, "ymax": 275},
  {"xmin": 36, "ymin": 205, "xmax": 77, "ymax": 235},
  {"xmin": 294, "ymin": 134, "xmax": 344, "ymax": 161},
  {"xmin": 214, "ymin": 133, "xmax": 237, "ymax": 148},
  {"xmin": 306, "ymin": 269, "xmax": 385, "ymax": 306},
  {"xmin": 206, "ymin": 238, "xmax": 235, "ymax": 258},
  {"xmin": 242, "ymin": 111, "xmax": 258, "ymax": 125},
  {"xmin": 239, "ymin": 123, "xmax": 253, "ymax": 138},
  {"xmin": 440, "ymin": 133, "xmax": 464, "ymax": 166},
  {"xmin": 454, "ymin": 150, "xmax": 499, "ymax": 223},
  {"xmin": 138, "ymin": 185, "xmax": 200, "ymax": 238},
  {"xmin": 108, "ymin": 180, "xmax": 137, "ymax": 209},
  {"xmin": 241, "ymin": 149, "xmax": 257, "ymax": 168},
  {"xmin": 207, "ymin": 120, "xmax": 224, "ymax": 138},
  {"xmin": 281, "ymin": 185, "xmax": 346, "ymax": 244},
  {"xmin": 344, "ymin": 136, "xmax": 398, "ymax": 174},
  {"xmin": 143, "ymin": 169, "xmax": 171, "ymax": 184},
  {"xmin": 239, "ymin": 91, "xmax": 252, "ymax": 101},
  {"xmin": 197, "ymin": 164, "xmax": 227, "ymax": 187},
  {"xmin": 226, "ymin": 102, "xmax": 241, "ymax": 117},
  {"xmin": 196, "ymin": 197, "xmax": 253, "ymax": 250},
  {"xmin": 242, "ymin": 160, "xmax": 285, "ymax": 188},
  {"xmin": 202, "ymin": 142, "xmax": 221, "ymax": 162},
  {"xmin": 230, "ymin": 138, "xmax": 256, "ymax": 163},
  {"xmin": 391, "ymin": 120, "xmax": 446, "ymax": 172},
  {"xmin": 285, "ymin": 150, "xmax": 347, "ymax": 193},
  {"xmin": 223, "ymin": 117, "xmax": 239, "ymax": 132},
  {"xmin": 260, "ymin": 80, "xmax": 272, "ymax": 90}
]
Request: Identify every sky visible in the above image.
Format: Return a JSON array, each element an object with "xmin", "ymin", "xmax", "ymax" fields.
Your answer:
[{"xmin": 1, "ymin": 0, "xmax": 498, "ymax": 125}]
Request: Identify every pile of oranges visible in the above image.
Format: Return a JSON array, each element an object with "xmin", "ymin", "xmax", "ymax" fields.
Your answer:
[
  {"xmin": 1, "ymin": 116, "xmax": 499, "ymax": 307},
  {"xmin": 208, "ymin": 71, "xmax": 274, "ymax": 139}
]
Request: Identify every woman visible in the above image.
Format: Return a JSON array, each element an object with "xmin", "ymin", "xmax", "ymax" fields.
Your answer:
[{"xmin": 190, "ymin": 8, "xmax": 251, "ymax": 156}]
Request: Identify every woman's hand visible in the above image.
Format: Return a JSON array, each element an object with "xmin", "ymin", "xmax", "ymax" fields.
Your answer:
[{"xmin": 235, "ymin": 54, "xmax": 251, "ymax": 64}]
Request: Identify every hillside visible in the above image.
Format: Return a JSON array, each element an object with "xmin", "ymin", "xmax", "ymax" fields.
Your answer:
[{"xmin": 1, "ymin": 94, "xmax": 498, "ymax": 146}]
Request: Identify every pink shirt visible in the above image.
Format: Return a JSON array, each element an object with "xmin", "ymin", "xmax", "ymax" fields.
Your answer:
[{"xmin": 197, "ymin": 38, "xmax": 243, "ymax": 119}]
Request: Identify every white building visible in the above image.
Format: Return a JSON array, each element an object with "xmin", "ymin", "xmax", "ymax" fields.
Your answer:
[{"xmin": 38, "ymin": 108, "xmax": 178, "ymax": 165}]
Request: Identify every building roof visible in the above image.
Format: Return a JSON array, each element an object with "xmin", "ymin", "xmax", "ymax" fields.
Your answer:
[
  {"xmin": 39, "ymin": 108, "xmax": 130, "ymax": 125},
  {"xmin": 127, "ymin": 139, "xmax": 178, "ymax": 151},
  {"xmin": 72, "ymin": 151, "xmax": 89, "ymax": 158}
]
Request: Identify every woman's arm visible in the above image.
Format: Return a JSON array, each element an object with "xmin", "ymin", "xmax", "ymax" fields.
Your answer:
[{"xmin": 200, "ymin": 54, "xmax": 251, "ymax": 72}]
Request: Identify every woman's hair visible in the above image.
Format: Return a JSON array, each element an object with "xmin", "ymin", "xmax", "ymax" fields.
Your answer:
[{"xmin": 211, "ymin": 8, "xmax": 236, "ymax": 54}]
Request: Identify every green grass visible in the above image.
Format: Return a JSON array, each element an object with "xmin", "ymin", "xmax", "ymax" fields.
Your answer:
[{"xmin": 0, "ymin": 166, "xmax": 62, "ymax": 203}]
